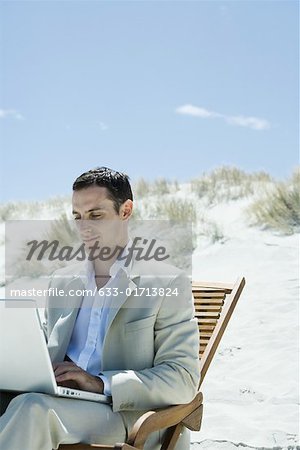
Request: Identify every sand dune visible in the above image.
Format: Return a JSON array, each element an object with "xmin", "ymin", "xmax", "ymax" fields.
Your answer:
[{"xmin": 0, "ymin": 184, "xmax": 298, "ymax": 449}]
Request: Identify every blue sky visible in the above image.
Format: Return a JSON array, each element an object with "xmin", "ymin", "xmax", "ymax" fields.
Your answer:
[{"xmin": 0, "ymin": 0, "xmax": 298, "ymax": 201}]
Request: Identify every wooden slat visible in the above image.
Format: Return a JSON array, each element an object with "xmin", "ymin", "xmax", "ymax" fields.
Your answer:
[
  {"xmin": 194, "ymin": 298, "xmax": 224, "ymax": 305},
  {"xmin": 199, "ymin": 325, "xmax": 216, "ymax": 331},
  {"xmin": 192, "ymin": 280, "xmax": 234, "ymax": 292},
  {"xmin": 193, "ymin": 297, "xmax": 225, "ymax": 303},
  {"xmin": 196, "ymin": 312, "xmax": 220, "ymax": 318},
  {"xmin": 192, "ymin": 285, "xmax": 227, "ymax": 289},
  {"xmin": 194, "ymin": 302, "xmax": 223, "ymax": 305},
  {"xmin": 199, "ymin": 348, "xmax": 208, "ymax": 354},
  {"xmin": 199, "ymin": 349, "xmax": 207, "ymax": 355},
  {"xmin": 195, "ymin": 309, "xmax": 222, "ymax": 316},
  {"xmin": 195, "ymin": 313, "xmax": 220, "ymax": 324},
  {"xmin": 192, "ymin": 290, "xmax": 228, "ymax": 295},
  {"xmin": 195, "ymin": 303, "xmax": 224, "ymax": 308},
  {"xmin": 200, "ymin": 333, "xmax": 211, "ymax": 342},
  {"xmin": 196, "ymin": 308, "xmax": 222, "ymax": 314},
  {"xmin": 192, "ymin": 292, "xmax": 226, "ymax": 298},
  {"xmin": 200, "ymin": 314, "xmax": 221, "ymax": 318},
  {"xmin": 193, "ymin": 292, "xmax": 224, "ymax": 296},
  {"xmin": 194, "ymin": 305, "xmax": 223, "ymax": 311},
  {"xmin": 198, "ymin": 318, "xmax": 218, "ymax": 324}
]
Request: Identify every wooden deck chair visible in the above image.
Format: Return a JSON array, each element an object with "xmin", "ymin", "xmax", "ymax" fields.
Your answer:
[{"xmin": 58, "ymin": 276, "xmax": 245, "ymax": 450}]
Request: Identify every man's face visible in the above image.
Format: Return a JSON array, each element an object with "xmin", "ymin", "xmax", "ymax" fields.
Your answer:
[{"xmin": 72, "ymin": 185, "xmax": 130, "ymax": 252}]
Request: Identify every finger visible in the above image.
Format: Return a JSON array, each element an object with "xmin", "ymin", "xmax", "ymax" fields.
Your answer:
[
  {"xmin": 55, "ymin": 371, "xmax": 83, "ymax": 384},
  {"xmin": 52, "ymin": 362, "xmax": 67, "ymax": 371},
  {"xmin": 54, "ymin": 364, "xmax": 80, "ymax": 377},
  {"xmin": 54, "ymin": 367, "xmax": 80, "ymax": 378},
  {"xmin": 53, "ymin": 361, "xmax": 77, "ymax": 371}
]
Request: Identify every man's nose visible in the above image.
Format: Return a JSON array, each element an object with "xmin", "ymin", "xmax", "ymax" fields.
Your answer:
[{"xmin": 77, "ymin": 219, "xmax": 91, "ymax": 232}]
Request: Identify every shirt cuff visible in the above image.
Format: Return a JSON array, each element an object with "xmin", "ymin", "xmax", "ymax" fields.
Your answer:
[{"xmin": 97, "ymin": 374, "xmax": 112, "ymax": 396}]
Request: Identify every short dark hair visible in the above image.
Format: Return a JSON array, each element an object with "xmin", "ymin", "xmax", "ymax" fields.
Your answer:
[{"xmin": 73, "ymin": 166, "xmax": 133, "ymax": 213}]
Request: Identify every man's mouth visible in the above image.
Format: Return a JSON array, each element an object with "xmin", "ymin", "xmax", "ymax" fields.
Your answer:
[{"xmin": 82, "ymin": 235, "xmax": 101, "ymax": 243}]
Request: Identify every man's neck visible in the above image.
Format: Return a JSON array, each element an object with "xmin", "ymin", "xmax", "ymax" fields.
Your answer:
[{"xmin": 92, "ymin": 238, "xmax": 129, "ymax": 288}]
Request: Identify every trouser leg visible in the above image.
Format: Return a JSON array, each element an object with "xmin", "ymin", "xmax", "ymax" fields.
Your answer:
[{"xmin": 0, "ymin": 392, "xmax": 127, "ymax": 450}]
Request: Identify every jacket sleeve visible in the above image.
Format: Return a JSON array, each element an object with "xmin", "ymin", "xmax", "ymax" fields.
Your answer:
[{"xmin": 101, "ymin": 272, "xmax": 200, "ymax": 412}]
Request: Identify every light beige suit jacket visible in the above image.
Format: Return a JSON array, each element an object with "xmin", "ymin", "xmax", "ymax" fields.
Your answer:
[{"xmin": 44, "ymin": 256, "xmax": 200, "ymax": 417}]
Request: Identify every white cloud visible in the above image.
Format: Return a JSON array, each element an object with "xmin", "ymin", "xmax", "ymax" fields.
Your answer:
[
  {"xmin": 175, "ymin": 104, "xmax": 220, "ymax": 118},
  {"xmin": 175, "ymin": 103, "xmax": 270, "ymax": 131},
  {"xmin": 0, "ymin": 109, "xmax": 24, "ymax": 120},
  {"xmin": 98, "ymin": 121, "xmax": 108, "ymax": 131},
  {"xmin": 226, "ymin": 115, "xmax": 271, "ymax": 130}
]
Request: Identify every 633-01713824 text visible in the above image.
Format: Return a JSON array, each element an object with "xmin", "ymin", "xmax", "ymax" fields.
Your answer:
[{"xmin": 97, "ymin": 287, "xmax": 179, "ymax": 297}]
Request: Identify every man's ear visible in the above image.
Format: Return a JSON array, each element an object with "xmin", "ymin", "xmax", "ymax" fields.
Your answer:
[{"xmin": 120, "ymin": 200, "xmax": 133, "ymax": 220}]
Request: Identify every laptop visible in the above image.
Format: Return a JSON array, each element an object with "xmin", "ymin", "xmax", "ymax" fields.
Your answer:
[{"xmin": 0, "ymin": 300, "xmax": 111, "ymax": 404}]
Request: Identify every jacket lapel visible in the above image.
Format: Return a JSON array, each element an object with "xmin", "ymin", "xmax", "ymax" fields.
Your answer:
[
  {"xmin": 48, "ymin": 276, "xmax": 84, "ymax": 363},
  {"xmin": 104, "ymin": 269, "xmax": 138, "ymax": 341}
]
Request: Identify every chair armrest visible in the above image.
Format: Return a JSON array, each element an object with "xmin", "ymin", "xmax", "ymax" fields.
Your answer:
[{"xmin": 125, "ymin": 392, "xmax": 203, "ymax": 449}]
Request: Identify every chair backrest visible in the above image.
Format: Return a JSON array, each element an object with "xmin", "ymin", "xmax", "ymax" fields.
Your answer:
[{"xmin": 192, "ymin": 277, "xmax": 246, "ymax": 388}]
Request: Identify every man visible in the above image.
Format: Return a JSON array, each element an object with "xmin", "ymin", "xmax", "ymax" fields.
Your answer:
[{"xmin": 0, "ymin": 167, "xmax": 200, "ymax": 450}]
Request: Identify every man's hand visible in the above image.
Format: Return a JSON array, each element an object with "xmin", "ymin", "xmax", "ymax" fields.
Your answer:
[{"xmin": 53, "ymin": 361, "xmax": 104, "ymax": 394}]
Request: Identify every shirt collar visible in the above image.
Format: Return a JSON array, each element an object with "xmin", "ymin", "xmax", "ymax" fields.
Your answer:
[{"xmin": 83, "ymin": 238, "xmax": 133, "ymax": 282}]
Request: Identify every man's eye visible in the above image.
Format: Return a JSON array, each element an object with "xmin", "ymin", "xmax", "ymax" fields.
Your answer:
[
  {"xmin": 73, "ymin": 217, "xmax": 80, "ymax": 221},
  {"xmin": 90, "ymin": 215, "xmax": 102, "ymax": 220}
]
